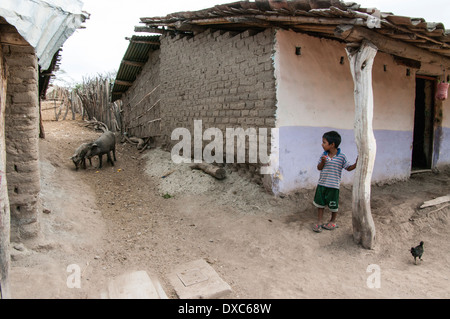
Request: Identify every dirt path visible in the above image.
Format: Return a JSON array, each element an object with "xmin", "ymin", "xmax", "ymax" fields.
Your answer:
[{"xmin": 9, "ymin": 119, "xmax": 450, "ymax": 298}]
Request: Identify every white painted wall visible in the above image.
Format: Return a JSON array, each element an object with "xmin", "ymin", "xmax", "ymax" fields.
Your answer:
[
  {"xmin": 274, "ymin": 30, "xmax": 355, "ymax": 130},
  {"xmin": 271, "ymin": 29, "xmax": 418, "ymax": 194}
]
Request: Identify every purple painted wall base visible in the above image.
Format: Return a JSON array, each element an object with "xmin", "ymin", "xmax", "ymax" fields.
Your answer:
[{"xmin": 274, "ymin": 126, "xmax": 416, "ymax": 193}]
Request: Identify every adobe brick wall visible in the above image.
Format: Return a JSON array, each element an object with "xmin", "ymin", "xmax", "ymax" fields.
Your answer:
[
  {"xmin": 159, "ymin": 28, "xmax": 276, "ymax": 147},
  {"xmin": 122, "ymin": 28, "xmax": 277, "ymax": 181},
  {"xmin": 2, "ymin": 44, "xmax": 41, "ymax": 241},
  {"xmin": 122, "ymin": 49, "xmax": 161, "ymax": 139}
]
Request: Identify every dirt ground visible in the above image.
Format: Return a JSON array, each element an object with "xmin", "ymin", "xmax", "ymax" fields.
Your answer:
[{"xmin": 8, "ymin": 119, "xmax": 450, "ymax": 299}]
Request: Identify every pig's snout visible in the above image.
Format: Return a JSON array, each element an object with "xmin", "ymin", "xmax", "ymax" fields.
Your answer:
[{"xmin": 71, "ymin": 142, "xmax": 94, "ymax": 170}]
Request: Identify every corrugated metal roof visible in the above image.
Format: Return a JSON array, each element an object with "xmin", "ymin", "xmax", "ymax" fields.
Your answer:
[
  {"xmin": 136, "ymin": 0, "xmax": 450, "ymax": 65},
  {"xmin": 0, "ymin": 0, "xmax": 87, "ymax": 70},
  {"xmin": 111, "ymin": 35, "xmax": 160, "ymax": 101}
]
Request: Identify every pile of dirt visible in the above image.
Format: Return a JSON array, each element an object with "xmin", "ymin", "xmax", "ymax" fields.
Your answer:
[
  {"xmin": 8, "ymin": 119, "xmax": 450, "ymax": 299},
  {"xmin": 143, "ymin": 149, "xmax": 291, "ymax": 215}
]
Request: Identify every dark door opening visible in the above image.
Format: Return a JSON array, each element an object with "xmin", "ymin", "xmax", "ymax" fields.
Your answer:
[{"xmin": 412, "ymin": 77, "xmax": 435, "ymax": 170}]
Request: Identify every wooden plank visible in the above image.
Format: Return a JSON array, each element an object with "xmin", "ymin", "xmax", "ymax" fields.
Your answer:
[
  {"xmin": 346, "ymin": 40, "xmax": 378, "ymax": 249},
  {"xmin": 420, "ymin": 195, "xmax": 450, "ymax": 209}
]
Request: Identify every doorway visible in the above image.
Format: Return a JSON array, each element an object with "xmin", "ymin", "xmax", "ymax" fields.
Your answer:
[{"xmin": 412, "ymin": 76, "xmax": 435, "ymax": 170}]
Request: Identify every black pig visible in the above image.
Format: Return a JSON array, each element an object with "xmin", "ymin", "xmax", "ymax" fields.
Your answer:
[{"xmin": 86, "ymin": 131, "xmax": 117, "ymax": 168}]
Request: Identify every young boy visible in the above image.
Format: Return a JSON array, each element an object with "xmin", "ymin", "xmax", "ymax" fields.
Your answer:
[{"xmin": 312, "ymin": 131, "xmax": 357, "ymax": 233}]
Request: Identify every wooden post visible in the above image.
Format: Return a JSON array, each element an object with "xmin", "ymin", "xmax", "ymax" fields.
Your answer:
[
  {"xmin": 0, "ymin": 46, "xmax": 11, "ymax": 299},
  {"xmin": 346, "ymin": 40, "xmax": 377, "ymax": 249},
  {"xmin": 39, "ymin": 98, "xmax": 45, "ymax": 138}
]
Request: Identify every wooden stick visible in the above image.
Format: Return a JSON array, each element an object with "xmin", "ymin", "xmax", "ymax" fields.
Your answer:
[
  {"xmin": 420, "ymin": 195, "xmax": 450, "ymax": 209},
  {"xmin": 139, "ymin": 137, "xmax": 152, "ymax": 153},
  {"xmin": 190, "ymin": 163, "xmax": 226, "ymax": 180},
  {"xmin": 426, "ymin": 203, "xmax": 450, "ymax": 217},
  {"xmin": 161, "ymin": 169, "xmax": 177, "ymax": 178}
]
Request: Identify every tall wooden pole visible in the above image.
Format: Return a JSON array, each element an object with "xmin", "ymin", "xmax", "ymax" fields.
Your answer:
[
  {"xmin": 346, "ymin": 40, "xmax": 377, "ymax": 249},
  {"xmin": 0, "ymin": 46, "xmax": 11, "ymax": 298}
]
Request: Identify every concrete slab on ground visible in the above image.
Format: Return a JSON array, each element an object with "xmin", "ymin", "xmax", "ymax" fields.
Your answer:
[
  {"xmin": 168, "ymin": 259, "xmax": 232, "ymax": 299},
  {"xmin": 101, "ymin": 270, "xmax": 168, "ymax": 299}
]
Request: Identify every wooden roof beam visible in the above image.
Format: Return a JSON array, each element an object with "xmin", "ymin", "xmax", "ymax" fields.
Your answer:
[
  {"xmin": 173, "ymin": 21, "xmax": 206, "ymax": 34},
  {"xmin": 127, "ymin": 39, "xmax": 160, "ymax": 45},
  {"xmin": 121, "ymin": 60, "xmax": 145, "ymax": 67},
  {"xmin": 335, "ymin": 25, "xmax": 450, "ymax": 67},
  {"xmin": 135, "ymin": 26, "xmax": 167, "ymax": 34},
  {"xmin": 0, "ymin": 25, "xmax": 29, "ymax": 46},
  {"xmin": 253, "ymin": 15, "xmax": 366, "ymax": 26},
  {"xmin": 114, "ymin": 80, "xmax": 133, "ymax": 87},
  {"xmin": 182, "ymin": 15, "xmax": 367, "ymax": 27},
  {"xmin": 380, "ymin": 20, "xmax": 450, "ymax": 49}
]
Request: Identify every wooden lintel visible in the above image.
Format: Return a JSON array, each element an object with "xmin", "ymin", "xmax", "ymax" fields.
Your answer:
[{"xmin": 121, "ymin": 60, "xmax": 145, "ymax": 68}]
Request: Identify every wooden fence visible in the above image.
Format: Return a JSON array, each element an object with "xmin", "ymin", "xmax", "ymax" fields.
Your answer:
[
  {"xmin": 42, "ymin": 86, "xmax": 83, "ymax": 121},
  {"xmin": 43, "ymin": 77, "xmax": 123, "ymax": 132}
]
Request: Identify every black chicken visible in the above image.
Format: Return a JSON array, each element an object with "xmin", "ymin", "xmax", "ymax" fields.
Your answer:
[{"xmin": 410, "ymin": 241, "xmax": 424, "ymax": 265}]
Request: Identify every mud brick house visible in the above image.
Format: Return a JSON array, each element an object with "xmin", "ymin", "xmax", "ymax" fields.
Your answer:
[
  {"xmin": 112, "ymin": 0, "xmax": 450, "ymax": 196},
  {"xmin": 0, "ymin": 0, "xmax": 86, "ymax": 298}
]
